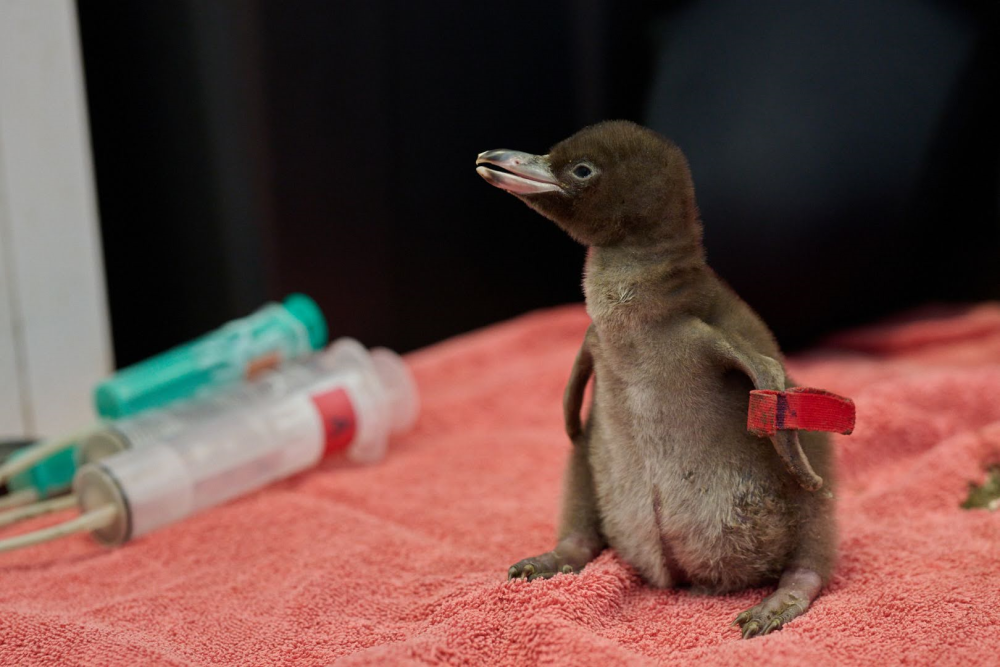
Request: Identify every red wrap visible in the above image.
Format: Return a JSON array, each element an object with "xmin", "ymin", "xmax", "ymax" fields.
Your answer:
[{"xmin": 747, "ymin": 387, "xmax": 856, "ymax": 437}]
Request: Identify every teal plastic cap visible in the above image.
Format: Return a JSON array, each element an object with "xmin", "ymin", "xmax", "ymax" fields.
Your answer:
[
  {"xmin": 8, "ymin": 445, "xmax": 76, "ymax": 499},
  {"xmin": 94, "ymin": 384, "xmax": 122, "ymax": 419},
  {"xmin": 283, "ymin": 293, "xmax": 328, "ymax": 351}
]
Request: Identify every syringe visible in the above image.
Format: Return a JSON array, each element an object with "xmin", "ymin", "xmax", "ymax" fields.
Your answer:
[
  {"xmin": 0, "ymin": 339, "xmax": 418, "ymax": 552},
  {"xmin": 0, "ymin": 346, "xmax": 338, "ymax": 526},
  {"xmin": 94, "ymin": 293, "xmax": 329, "ymax": 419},
  {"xmin": 75, "ymin": 337, "xmax": 404, "ymax": 466},
  {"xmin": 0, "ymin": 294, "xmax": 329, "ymax": 505}
]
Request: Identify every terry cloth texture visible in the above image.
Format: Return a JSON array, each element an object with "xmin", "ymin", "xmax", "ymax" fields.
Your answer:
[{"xmin": 2, "ymin": 303, "xmax": 1000, "ymax": 666}]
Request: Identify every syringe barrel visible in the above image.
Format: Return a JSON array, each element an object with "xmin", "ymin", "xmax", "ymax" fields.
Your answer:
[
  {"xmin": 92, "ymin": 294, "xmax": 328, "ymax": 419},
  {"xmin": 79, "ymin": 347, "xmax": 344, "ymax": 466},
  {"xmin": 75, "ymin": 340, "xmax": 418, "ymax": 546}
]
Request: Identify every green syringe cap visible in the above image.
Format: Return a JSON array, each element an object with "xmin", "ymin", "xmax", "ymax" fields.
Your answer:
[
  {"xmin": 8, "ymin": 445, "xmax": 76, "ymax": 499},
  {"xmin": 283, "ymin": 293, "xmax": 328, "ymax": 351}
]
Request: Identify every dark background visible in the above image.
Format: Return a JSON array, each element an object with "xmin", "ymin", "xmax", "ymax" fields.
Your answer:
[{"xmin": 76, "ymin": 0, "xmax": 1000, "ymax": 367}]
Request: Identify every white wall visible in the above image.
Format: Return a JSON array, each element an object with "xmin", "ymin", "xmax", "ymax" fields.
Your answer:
[
  {"xmin": 0, "ymin": 0, "xmax": 113, "ymax": 437},
  {"xmin": 0, "ymin": 224, "xmax": 25, "ymax": 434}
]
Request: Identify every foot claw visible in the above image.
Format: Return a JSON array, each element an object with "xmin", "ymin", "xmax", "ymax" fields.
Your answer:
[
  {"xmin": 741, "ymin": 620, "xmax": 761, "ymax": 639},
  {"xmin": 508, "ymin": 559, "xmax": 548, "ymax": 581},
  {"xmin": 733, "ymin": 610, "xmax": 751, "ymax": 627},
  {"xmin": 762, "ymin": 618, "xmax": 782, "ymax": 635},
  {"xmin": 561, "ymin": 564, "xmax": 573, "ymax": 574}
]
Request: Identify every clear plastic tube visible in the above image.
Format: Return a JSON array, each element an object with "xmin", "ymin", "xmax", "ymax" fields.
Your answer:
[
  {"xmin": 73, "ymin": 340, "xmax": 418, "ymax": 546},
  {"xmin": 0, "ymin": 295, "xmax": 329, "ymax": 498}
]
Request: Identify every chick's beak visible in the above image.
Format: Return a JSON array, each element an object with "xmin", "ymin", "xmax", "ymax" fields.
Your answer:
[{"xmin": 476, "ymin": 150, "xmax": 564, "ymax": 195}]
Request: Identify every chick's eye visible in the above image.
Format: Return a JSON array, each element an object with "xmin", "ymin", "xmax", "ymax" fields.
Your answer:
[{"xmin": 572, "ymin": 164, "xmax": 593, "ymax": 179}]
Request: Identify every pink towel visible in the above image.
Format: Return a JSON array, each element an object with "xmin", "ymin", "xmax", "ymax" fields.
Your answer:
[{"xmin": 3, "ymin": 304, "xmax": 1000, "ymax": 666}]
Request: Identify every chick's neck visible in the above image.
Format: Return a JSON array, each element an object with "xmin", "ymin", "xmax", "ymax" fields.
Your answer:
[{"xmin": 583, "ymin": 228, "xmax": 710, "ymax": 329}]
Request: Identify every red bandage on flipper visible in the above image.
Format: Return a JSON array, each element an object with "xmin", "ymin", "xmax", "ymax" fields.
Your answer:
[{"xmin": 747, "ymin": 388, "xmax": 855, "ymax": 437}]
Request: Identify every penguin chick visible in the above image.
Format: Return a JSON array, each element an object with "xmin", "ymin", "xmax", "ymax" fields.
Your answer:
[{"xmin": 476, "ymin": 121, "xmax": 836, "ymax": 639}]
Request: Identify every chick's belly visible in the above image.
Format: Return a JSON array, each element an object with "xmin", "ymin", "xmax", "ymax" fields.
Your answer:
[
  {"xmin": 589, "ymin": 406, "xmax": 797, "ymax": 590},
  {"xmin": 653, "ymin": 470, "xmax": 797, "ymax": 592},
  {"xmin": 593, "ymin": 461, "xmax": 795, "ymax": 591}
]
